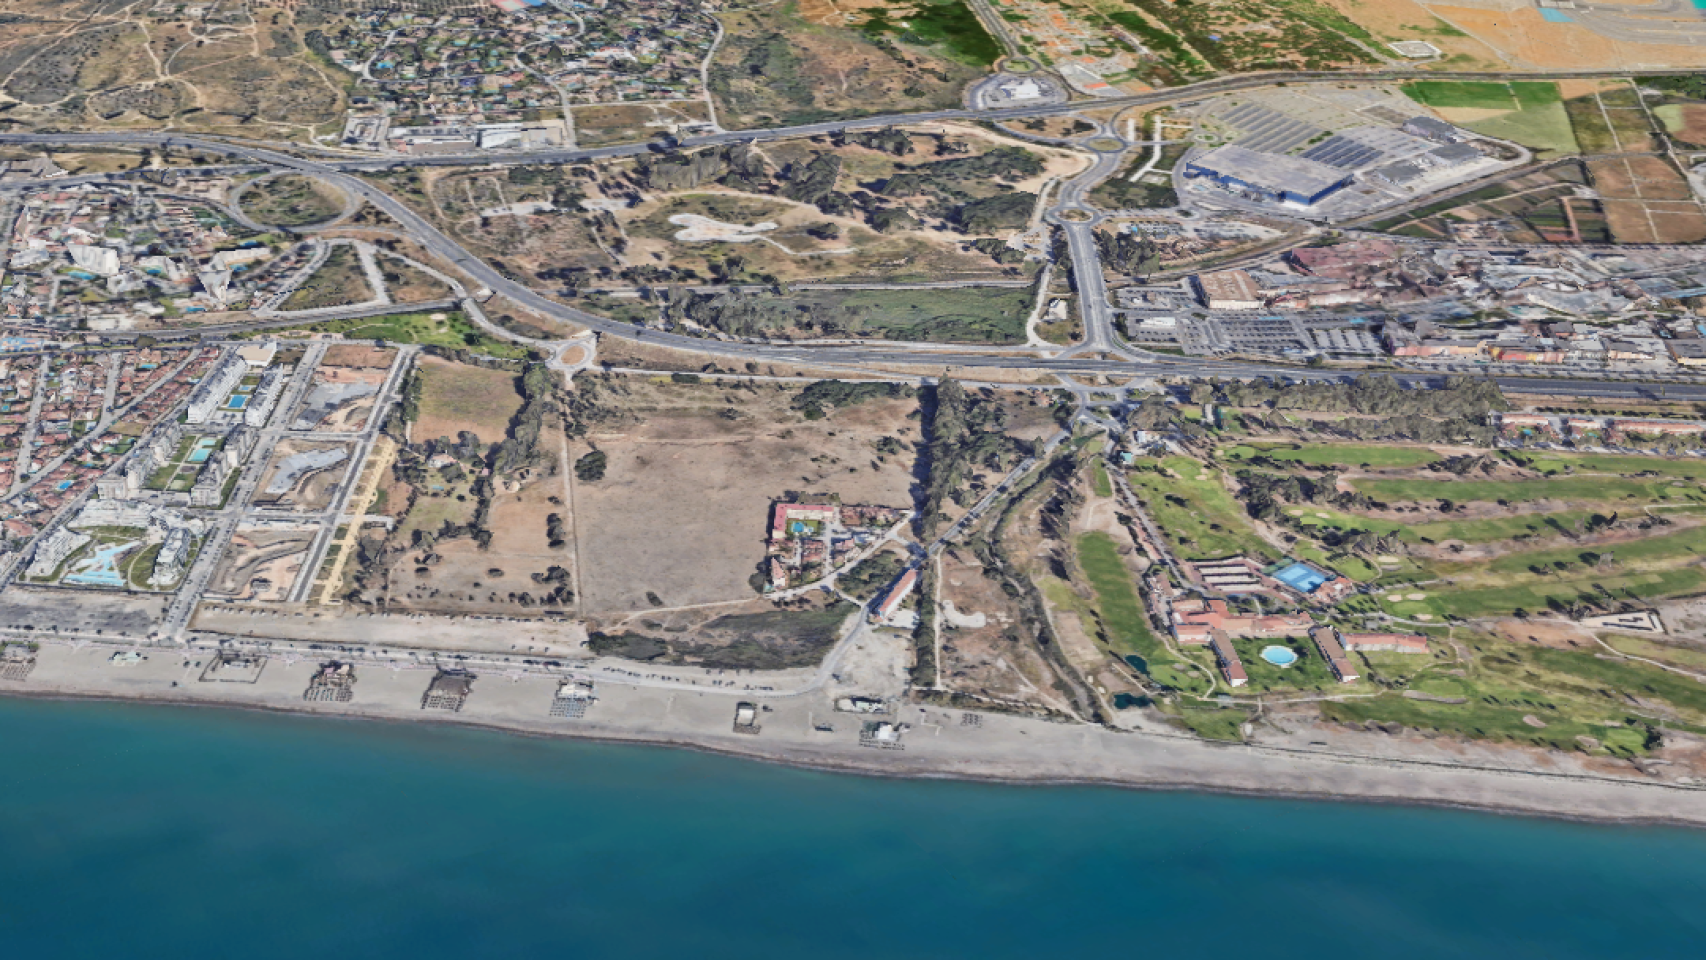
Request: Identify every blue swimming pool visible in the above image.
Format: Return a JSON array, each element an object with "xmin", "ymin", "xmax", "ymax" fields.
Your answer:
[
  {"xmin": 226, "ymin": 395, "xmax": 250, "ymax": 410},
  {"xmin": 63, "ymin": 543, "xmax": 133, "ymax": 588},
  {"xmin": 1272, "ymin": 561, "xmax": 1329, "ymax": 594},
  {"xmin": 187, "ymin": 436, "xmax": 219, "ymax": 463},
  {"xmin": 1260, "ymin": 645, "xmax": 1299, "ymax": 668}
]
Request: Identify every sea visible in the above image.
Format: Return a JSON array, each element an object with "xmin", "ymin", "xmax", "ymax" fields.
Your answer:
[{"xmin": 1, "ymin": 697, "xmax": 1704, "ymax": 959}]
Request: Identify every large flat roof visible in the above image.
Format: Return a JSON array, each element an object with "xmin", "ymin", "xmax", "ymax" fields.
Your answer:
[{"xmin": 1188, "ymin": 144, "xmax": 1349, "ymax": 198}]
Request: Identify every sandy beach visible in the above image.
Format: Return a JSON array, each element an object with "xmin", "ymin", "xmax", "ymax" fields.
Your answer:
[{"xmin": 5, "ymin": 640, "xmax": 1706, "ymax": 827}]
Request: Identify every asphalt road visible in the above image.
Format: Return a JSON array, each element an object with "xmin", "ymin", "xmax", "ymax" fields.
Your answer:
[{"xmin": 6, "ymin": 106, "xmax": 1705, "ymax": 402}]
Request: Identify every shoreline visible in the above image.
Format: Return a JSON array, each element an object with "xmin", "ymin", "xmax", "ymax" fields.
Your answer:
[{"xmin": 7, "ymin": 682, "xmax": 1706, "ymax": 830}]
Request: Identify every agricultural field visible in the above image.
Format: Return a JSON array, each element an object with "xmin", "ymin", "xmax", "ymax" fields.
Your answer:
[
  {"xmin": 1371, "ymin": 163, "xmax": 1608, "ymax": 244},
  {"xmin": 1403, "ymin": 80, "xmax": 1578, "ymax": 156}
]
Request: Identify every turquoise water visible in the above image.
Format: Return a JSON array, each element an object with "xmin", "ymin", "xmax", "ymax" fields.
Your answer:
[
  {"xmin": 1260, "ymin": 644, "xmax": 1299, "ymax": 667},
  {"xmin": 1, "ymin": 697, "xmax": 1704, "ymax": 958}
]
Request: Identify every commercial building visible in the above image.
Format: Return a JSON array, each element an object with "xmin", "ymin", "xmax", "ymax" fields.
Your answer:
[
  {"xmin": 422, "ymin": 670, "xmax": 475, "ymax": 712},
  {"xmin": 872, "ymin": 566, "xmax": 919, "ymax": 624},
  {"xmin": 304, "ymin": 662, "xmax": 357, "ymax": 702},
  {"xmin": 236, "ymin": 341, "xmax": 277, "ymax": 369},
  {"xmin": 1182, "ymin": 145, "xmax": 1352, "ymax": 206},
  {"xmin": 1193, "ymin": 270, "xmax": 1263, "ymax": 310}
]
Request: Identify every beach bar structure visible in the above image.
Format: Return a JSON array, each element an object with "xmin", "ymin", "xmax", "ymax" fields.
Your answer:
[{"xmin": 422, "ymin": 669, "xmax": 475, "ymax": 712}]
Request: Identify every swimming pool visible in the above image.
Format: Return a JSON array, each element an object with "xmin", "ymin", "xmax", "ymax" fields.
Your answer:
[
  {"xmin": 1260, "ymin": 645, "xmax": 1299, "ymax": 668},
  {"xmin": 187, "ymin": 437, "xmax": 220, "ymax": 464},
  {"xmin": 62, "ymin": 542, "xmax": 134, "ymax": 588},
  {"xmin": 1272, "ymin": 561, "xmax": 1330, "ymax": 594},
  {"xmin": 225, "ymin": 395, "xmax": 250, "ymax": 410}
]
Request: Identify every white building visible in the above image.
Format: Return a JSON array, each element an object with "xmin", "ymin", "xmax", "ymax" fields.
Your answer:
[
  {"xmin": 26, "ymin": 528, "xmax": 90, "ymax": 579},
  {"xmin": 149, "ymin": 527, "xmax": 192, "ymax": 586},
  {"xmin": 67, "ymin": 244, "xmax": 120, "ymax": 277},
  {"xmin": 185, "ymin": 351, "xmax": 244, "ymax": 424},
  {"xmin": 244, "ymin": 366, "xmax": 286, "ymax": 427}
]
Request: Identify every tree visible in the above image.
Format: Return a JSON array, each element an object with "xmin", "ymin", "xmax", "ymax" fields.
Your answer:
[{"xmin": 575, "ymin": 449, "xmax": 608, "ymax": 483}]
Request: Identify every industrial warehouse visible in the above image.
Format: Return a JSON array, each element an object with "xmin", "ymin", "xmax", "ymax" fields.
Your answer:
[{"xmin": 1174, "ymin": 86, "xmax": 1513, "ymax": 220}]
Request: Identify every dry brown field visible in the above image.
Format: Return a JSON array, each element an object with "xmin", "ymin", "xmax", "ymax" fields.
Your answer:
[
  {"xmin": 1646, "ymin": 209, "xmax": 1706, "ymax": 244},
  {"xmin": 571, "ymin": 102, "xmax": 712, "ymax": 148},
  {"xmin": 413, "ymin": 356, "xmax": 524, "ymax": 444},
  {"xmin": 570, "ymin": 376, "xmax": 920, "ymax": 614},
  {"xmin": 1589, "ymin": 156, "xmax": 1706, "ymax": 242},
  {"xmin": 207, "ymin": 529, "xmax": 316, "ymax": 602},
  {"xmin": 1659, "ymin": 104, "xmax": 1706, "ymax": 147},
  {"xmin": 1316, "ymin": 0, "xmax": 1505, "ymax": 66},
  {"xmin": 1425, "ymin": 6, "xmax": 1706, "ymax": 69},
  {"xmin": 321, "ymin": 345, "xmax": 396, "ymax": 369}
]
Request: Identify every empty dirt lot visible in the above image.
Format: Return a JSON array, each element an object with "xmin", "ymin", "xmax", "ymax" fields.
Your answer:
[
  {"xmin": 570, "ymin": 377, "xmax": 921, "ymax": 614},
  {"xmin": 413, "ymin": 356, "xmax": 524, "ymax": 444}
]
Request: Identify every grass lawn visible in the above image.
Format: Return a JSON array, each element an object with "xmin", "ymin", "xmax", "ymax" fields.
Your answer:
[
  {"xmin": 1231, "ymin": 636, "xmax": 1341, "ymax": 693},
  {"xmin": 1602, "ymin": 634, "xmax": 1706, "ymax": 673},
  {"xmin": 1351, "ymin": 474, "xmax": 1706, "ymax": 505},
  {"xmin": 1127, "ymin": 457, "xmax": 1274, "ymax": 561},
  {"xmin": 249, "ymin": 310, "xmax": 531, "ymax": 360},
  {"xmin": 1075, "ymin": 532, "xmax": 1167, "ymax": 664},
  {"xmin": 1379, "ymin": 563, "xmax": 1706, "ymax": 621},
  {"xmin": 1293, "ymin": 505, "xmax": 1663, "ymax": 546},
  {"xmin": 1090, "ymin": 462, "xmax": 1113, "ymax": 498},
  {"xmin": 1404, "ymin": 80, "xmax": 1525, "ymax": 109},
  {"xmin": 1164, "ymin": 702, "xmax": 1248, "ymax": 741},
  {"xmin": 1505, "ymin": 451, "xmax": 1706, "ymax": 480},
  {"xmin": 1221, "ymin": 442, "xmax": 1444, "ymax": 469}
]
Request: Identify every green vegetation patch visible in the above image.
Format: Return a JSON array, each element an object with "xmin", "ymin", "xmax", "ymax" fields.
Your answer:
[
  {"xmin": 1351, "ymin": 474, "xmax": 1706, "ymax": 505},
  {"xmin": 1126, "ymin": 457, "xmax": 1273, "ymax": 561},
  {"xmin": 1076, "ymin": 532, "xmax": 1168, "ymax": 664},
  {"xmin": 245, "ymin": 310, "xmax": 530, "ymax": 359},
  {"xmin": 1221, "ymin": 442, "xmax": 1443, "ymax": 469},
  {"xmin": 660, "ymin": 284, "xmax": 1033, "ymax": 342},
  {"xmin": 860, "ymin": 1, "xmax": 1003, "ymax": 66}
]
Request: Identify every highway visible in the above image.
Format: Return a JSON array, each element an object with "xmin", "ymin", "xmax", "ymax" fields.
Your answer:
[{"xmin": 6, "ymin": 62, "xmax": 1706, "ymax": 404}]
